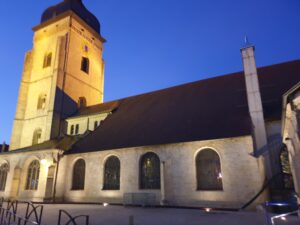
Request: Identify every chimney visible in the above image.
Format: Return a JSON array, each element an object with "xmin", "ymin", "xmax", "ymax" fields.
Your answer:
[{"xmin": 241, "ymin": 38, "xmax": 272, "ymax": 179}]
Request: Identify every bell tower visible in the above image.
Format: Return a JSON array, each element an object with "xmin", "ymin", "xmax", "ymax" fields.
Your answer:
[{"xmin": 10, "ymin": 0, "xmax": 105, "ymax": 150}]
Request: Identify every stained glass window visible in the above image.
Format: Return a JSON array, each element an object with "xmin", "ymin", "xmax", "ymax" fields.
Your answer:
[
  {"xmin": 72, "ymin": 159, "xmax": 85, "ymax": 190},
  {"xmin": 140, "ymin": 152, "xmax": 160, "ymax": 189},
  {"xmin": 26, "ymin": 160, "xmax": 40, "ymax": 190},
  {"xmin": 0, "ymin": 163, "xmax": 8, "ymax": 191},
  {"xmin": 103, "ymin": 156, "xmax": 120, "ymax": 190},
  {"xmin": 196, "ymin": 149, "xmax": 223, "ymax": 190}
]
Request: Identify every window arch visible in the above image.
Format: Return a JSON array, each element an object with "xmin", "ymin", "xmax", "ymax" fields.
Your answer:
[
  {"xmin": 32, "ymin": 129, "xmax": 42, "ymax": 145},
  {"xmin": 72, "ymin": 159, "xmax": 85, "ymax": 190},
  {"xmin": 103, "ymin": 156, "xmax": 120, "ymax": 190},
  {"xmin": 25, "ymin": 160, "xmax": 40, "ymax": 190},
  {"xmin": 37, "ymin": 94, "xmax": 47, "ymax": 110},
  {"xmin": 140, "ymin": 152, "xmax": 160, "ymax": 189},
  {"xmin": 196, "ymin": 149, "xmax": 223, "ymax": 190},
  {"xmin": 0, "ymin": 163, "xmax": 9, "ymax": 191}
]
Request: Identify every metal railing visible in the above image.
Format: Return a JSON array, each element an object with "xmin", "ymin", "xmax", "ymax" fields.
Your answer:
[
  {"xmin": 0, "ymin": 200, "xmax": 43, "ymax": 225},
  {"xmin": 58, "ymin": 210, "xmax": 89, "ymax": 225},
  {"xmin": 264, "ymin": 201, "xmax": 300, "ymax": 225},
  {"xmin": 0, "ymin": 199, "xmax": 91, "ymax": 225}
]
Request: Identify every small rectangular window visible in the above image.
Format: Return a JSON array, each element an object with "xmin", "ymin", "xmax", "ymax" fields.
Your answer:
[
  {"xmin": 43, "ymin": 53, "xmax": 52, "ymax": 68},
  {"xmin": 70, "ymin": 125, "xmax": 75, "ymax": 135},
  {"xmin": 81, "ymin": 57, "xmax": 89, "ymax": 74},
  {"xmin": 75, "ymin": 124, "xmax": 79, "ymax": 135}
]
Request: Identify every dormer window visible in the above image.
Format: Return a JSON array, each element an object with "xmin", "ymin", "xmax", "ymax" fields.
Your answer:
[
  {"xmin": 43, "ymin": 53, "xmax": 52, "ymax": 68},
  {"xmin": 94, "ymin": 121, "xmax": 98, "ymax": 130},
  {"xmin": 81, "ymin": 57, "xmax": 89, "ymax": 74},
  {"xmin": 75, "ymin": 124, "xmax": 79, "ymax": 135},
  {"xmin": 70, "ymin": 125, "xmax": 75, "ymax": 135}
]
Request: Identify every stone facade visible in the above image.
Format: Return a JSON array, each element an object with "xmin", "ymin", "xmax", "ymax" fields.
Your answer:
[
  {"xmin": 10, "ymin": 13, "xmax": 105, "ymax": 150},
  {"xmin": 282, "ymin": 84, "xmax": 300, "ymax": 203},
  {"xmin": 0, "ymin": 136, "xmax": 266, "ymax": 209},
  {"xmin": 0, "ymin": 0, "xmax": 298, "ymax": 210}
]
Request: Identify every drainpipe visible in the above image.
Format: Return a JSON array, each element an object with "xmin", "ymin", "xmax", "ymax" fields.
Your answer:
[{"xmin": 52, "ymin": 151, "xmax": 63, "ymax": 202}]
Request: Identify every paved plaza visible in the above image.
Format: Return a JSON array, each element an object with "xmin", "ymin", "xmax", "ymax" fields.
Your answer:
[{"xmin": 13, "ymin": 203, "xmax": 300, "ymax": 225}]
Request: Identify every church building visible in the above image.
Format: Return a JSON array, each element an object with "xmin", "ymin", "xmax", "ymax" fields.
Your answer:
[{"xmin": 0, "ymin": 0, "xmax": 299, "ymax": 209}]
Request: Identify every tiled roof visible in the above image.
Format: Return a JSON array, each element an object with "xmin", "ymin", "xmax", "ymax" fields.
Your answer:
[{"xmin": 68, "ymin": 59, "xmax": 300, "ymax": 153}]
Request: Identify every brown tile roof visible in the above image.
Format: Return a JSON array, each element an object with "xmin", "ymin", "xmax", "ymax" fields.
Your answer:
[{"xmin": 67, "ymin": 59, "xmax": 300, "ymax": 154}]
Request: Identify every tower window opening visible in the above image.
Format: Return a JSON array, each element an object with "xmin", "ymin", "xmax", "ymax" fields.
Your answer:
[
  {"xmin": 81, "ymin": 57, "xmax": 89, "ymax": 74},
  {"xmin": 78, "ymin": 97, "xmax": 87, "ymax": 108},
  {"xmin": 37, "ymin": 94, "xmax": 47, "ymax": 110},
  {"xmin": 43, "ymin": 53, "xmax": 52, "ymax": 68},
  {"xmin": 32, "ymin": 129, "xmax": 42, "ymax": 145}
]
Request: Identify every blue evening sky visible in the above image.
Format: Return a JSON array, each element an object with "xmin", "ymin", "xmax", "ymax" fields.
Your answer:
[{"xmin": 0, "ymin": 0, "xmax": 299, "ymax": 143}]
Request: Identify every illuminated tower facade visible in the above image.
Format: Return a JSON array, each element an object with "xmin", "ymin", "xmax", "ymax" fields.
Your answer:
[{"xmin": 10, "ymin": 0, "xmax": 105, "ymax": 150}]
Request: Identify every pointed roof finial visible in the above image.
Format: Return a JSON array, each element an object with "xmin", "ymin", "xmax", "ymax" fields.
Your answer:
[
  {"xmin": 244, "ymin": 36, "xmax": 250, "ymax": 45},
  {"xmin": 241, "ymin": 35, "xmax": 254, "ymax": 50}
]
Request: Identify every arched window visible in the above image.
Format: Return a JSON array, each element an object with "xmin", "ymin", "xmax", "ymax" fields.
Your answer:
[
  {"xmin": 0, "ymin": 163, "xmax": 9, "ymax": 191},
  {"xmin": 103, "ymin": 156, "xmax": 120, "ymax": 190},
  {"xmin": 72, "ymin": 159, "xmax": 85, "ymax": 190},
  {"xmin": 81, "ymin": 57, "xmax": 89, "ymax": 74},
  {"xmin": 280, "ymin": 146, "xmax": 294, "ymax": 189},
  {"xmin": 140, "ymin": 152, "xmax": 160, "ymax": 189},
  {"xmin": 37, "ymin": 94, "xmax": 47, "ymax": 110},
  {"xmin": 32, "ymin": 129, "xmax": 42, "ymax": 145},
  {"xmin": 25, "ymin": 160, "xmax": 40, "ymax": 190},
  {"xmin": 43, "ymin": 52, "xmax": 52, "ymax": 68},
  {"xmin": 196, "ymin": 149, "xmax": 223, "ymax": 190}
]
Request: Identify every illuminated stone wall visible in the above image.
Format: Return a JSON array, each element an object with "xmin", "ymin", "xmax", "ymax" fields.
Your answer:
[
  {"xmin": 10, "ymin": 14, "xmax": 105, "ymax": 150},
  {"xmin": 0, "ymin": 149, "xmax": 59, "ymax": 201},
  {"xmin": 54, "ymin": 135, "xmax": 265, "ymax": 208}
]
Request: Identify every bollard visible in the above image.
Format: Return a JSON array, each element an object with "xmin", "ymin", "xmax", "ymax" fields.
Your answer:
[{"xmin": 129, "ymin": 215, "xmax": 134, "ymax": 225}]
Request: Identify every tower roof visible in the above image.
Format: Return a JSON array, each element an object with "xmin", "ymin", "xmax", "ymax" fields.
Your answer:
[{"xmin": 41, "ymin": 0, "xmax": 100, "ymax": 34}]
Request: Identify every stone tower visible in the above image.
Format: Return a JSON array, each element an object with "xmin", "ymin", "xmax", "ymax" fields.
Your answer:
[{"xmin": 10, "ymin": 0, "xmax": 105, "ymax": 150}]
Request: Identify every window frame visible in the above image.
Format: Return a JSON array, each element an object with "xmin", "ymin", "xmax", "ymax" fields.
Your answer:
[
  {"xmin": 71, "ymin": 159, "xmax": 86, "ymax": 191},
  {"xmin": 139, "ymin": 152, "xmax": 161, "ymax": 190},
  {"xmin": 0, "ymin": 163, "xmax": 9, "ymax": 191},
  {"xmin": 25, "ymin": 160, "xmax": 40, "ymax": 191},
  {"xmin": 103, "ymin": 156, "xmax": 121, "ymax": 190},
  {"xmin": 195, "ymin": 148, "xmax": 223, "ymax": 191}
]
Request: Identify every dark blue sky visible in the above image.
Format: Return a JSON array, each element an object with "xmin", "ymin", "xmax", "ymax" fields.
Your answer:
[{"xmin": 0, "ymin": 0, "xmax": 299, "ymax": 143}]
